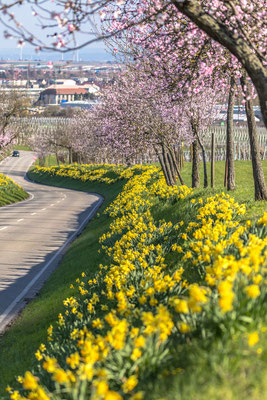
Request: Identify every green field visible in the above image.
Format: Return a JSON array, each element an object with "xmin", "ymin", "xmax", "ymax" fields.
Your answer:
[{"xmin": 0, "ymin": 160, "xmax": 266, "ymax": 399}]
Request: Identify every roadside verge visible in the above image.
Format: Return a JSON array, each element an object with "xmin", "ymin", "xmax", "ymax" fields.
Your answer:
[{"xmin": 0, "ymin": 171, "xmax": 124, "ymax": 395}]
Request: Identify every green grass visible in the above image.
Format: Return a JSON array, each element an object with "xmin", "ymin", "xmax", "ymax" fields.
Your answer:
[
  {"xmin": 37, "ymin": 154, "xmax": 66, "ymax": 167},
  {"xmin": 149, "ymin": 325, "xmax": 267, "ymax": 400},
  {"xmin": 175, "ymin": 160, "xmax": 267, "ymax": 220},
  {"xmin": 149, "ymin": 160, "xmax": 267, "ymax": 400},
  {"xmin": 12, "ymin": 144, "xmax": 32, "ymax": 151},
  {"xmin": 0, "ymin": 160, "xmax": 266, "ymax": 398}
]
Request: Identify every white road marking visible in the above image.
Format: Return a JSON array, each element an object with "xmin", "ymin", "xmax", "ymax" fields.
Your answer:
[
  {"xmin": 17, "ymin": 219, "xmax": 24, "ymax": 222},
  {"xmin": 50, "ymin": 204, "xmax": 54, "ymax": 207},
  {"xmin": 31, "ymin": 212, "xmax": 36, "ymax": 216},
  {"xmin": 0, "ymin": 226, "xmax": 8, "ymax": 231},
  {"xmin": 41, "ymin": 208, "xmax": 47, "ymax": 211},
  {"xmin": 0, "ymin": 196, "xmax": 103, "ymax": 330}
]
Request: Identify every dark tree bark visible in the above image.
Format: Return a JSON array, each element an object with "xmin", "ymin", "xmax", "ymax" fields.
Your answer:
[
  {"xmin": 176, "ymin": 144, "xmax": 184, "ymax": 170},
  {"xmin": 226, "ymin": 77, "xmax": 236, "ymax": 191},
  {"xmin": 56, "ymin": 151, "xmax": 60, "ymax": 166},
  {"xmin": 240, "ymin": 75, "xmax": 267, "ymax": 200},
  {"xmin": 192, "ymin": 140, "xmax": 200, "ymax": 188},
  {"xmin": 224, "ymin": 157, "xmax": 228, "ymax": 188},
  {"xmin": 69, "ymin": 147, "xmax": 73, "ymax": 164},
  {"xmin": 155, "ymin": 143, "xmax": 185, "ymax": 187},
  {"xmin": 191, "ymin": 118, "xmax": 208, "ymax": 188},
  {"xmin": 168, "ymin": 146, "xmax": 185, "ymax": 185},
  {"xmin": 158, "ymin": 152, "xmax": 171, "ymax": 186},
  {"xmin": 158, "ymin": 144, "xmax": 175, "ymax": 186},
  {"xmin": 197, "ymin": 136, "xmax": 208, "ymax": 188},
  {"xmin": 162, "ymin": 145, "xmax": 177, "ymax": 186},
  {"xmin": 166, "ymin": 149, "xmax": 177, "ymax": 184},
  {"xmin": 211, "ymin": 132, "xmax": 215, "ymax": 188},
  {"xmin": 171, "ymin": 0, "xmax": 267, "ymax": 130}
]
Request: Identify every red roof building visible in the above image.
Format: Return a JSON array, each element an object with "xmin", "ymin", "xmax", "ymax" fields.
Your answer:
[{"xmin": 37, "ymin": 85, "xmax": 88, "ymax": 105}]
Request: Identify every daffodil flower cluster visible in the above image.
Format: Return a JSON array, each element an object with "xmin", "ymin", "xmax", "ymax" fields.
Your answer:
[
  {"xmin": 8, "ymin": 165, "xmax": 267, "ymax": 400},
  {"xmin": 33, "ymin": 164, "xmax": 127, "ymax": 184},
  {"xmin": 0, "ymin": 173, "xmax": 27, "ymax": 205},
  {"xmin": 0, "ymin": 173, "xmax": 23, "ymax": 192}
]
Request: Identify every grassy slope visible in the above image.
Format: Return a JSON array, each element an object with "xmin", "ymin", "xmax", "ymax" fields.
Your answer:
[
  {"xmin": 0, "ymin": 173, "xmax": 124, "ymax": 395},
  {"xmin": 180, "ymin": 160, "xmax": 267, "ymax": 220},
  {"xmin": 151, "ymin": 161, "xmax": 267, "ymax": 400},
  {"xmin": 0, "ymin": 160, "xmax": 266, "ymax": 397},
  {"xmin": 0, "ymin": 178, "xmax": 29, "ymax": 207}
]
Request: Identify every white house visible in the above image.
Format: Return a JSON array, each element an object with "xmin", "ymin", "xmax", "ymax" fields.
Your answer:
[{"xmin": 36, "ymin": 85, "xmax": 88, "ymax": 105}]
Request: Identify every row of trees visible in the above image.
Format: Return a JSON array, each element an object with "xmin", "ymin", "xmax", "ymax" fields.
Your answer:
[
  {"xmin": 98, "ymin": 0, "xmax": 266, "ymax": 199},
  {"xmin": 0, "ymin": 0, "xmax": 266, "ymax": 200},
  {"xmin": 0, "ymin": 1, "xmax": 266, "ymax": 127},
  {"xmin": 0, "ymin": 91, "xmax": 30, "ymax": 151}
]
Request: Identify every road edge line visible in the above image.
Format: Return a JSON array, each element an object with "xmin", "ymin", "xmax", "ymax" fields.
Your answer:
[{"xmin": 0, "ymin": 195, "xmax": 103, "ymax": 332}]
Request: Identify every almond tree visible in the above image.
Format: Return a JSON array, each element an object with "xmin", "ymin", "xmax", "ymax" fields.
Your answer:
[
  {"xmin": 104, "ymin": 1, "xmax": 266, "ymax": 197},
  {"xmin": 0, "ymin": 1, "xmax": 265, "ymax": 128},
  {"xmin": 93, "ymin": 67, "xmax": 194, "ymax": 185},
  {"xmin": 0, "ymin": 91, "xmax": 29, "ymax": 151}
]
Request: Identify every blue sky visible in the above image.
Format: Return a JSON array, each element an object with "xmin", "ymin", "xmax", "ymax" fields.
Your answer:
[{"xmin": 0, "ymin": 2, "xmax": 114, "ymax": 61}]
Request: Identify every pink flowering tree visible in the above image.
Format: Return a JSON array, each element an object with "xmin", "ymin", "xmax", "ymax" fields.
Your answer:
[
  {"xmin": 93, "ymin": 67, "xmax": 195, "ymax": 185},
  {"xmin": 92, "ymin": 64, "xmax": 225, "ymax": 187},
  {"xmin": 0, "ymin": 91, "xmax": 29, "ymax": 152},
  {"xmin": 28, "ymin": 112, "xmax": 105, "ymax": 165},
  {"xmin": 29, "ymin": 119, "xmax": 74, "ymax": 164},
  {"xmin": 104, "ymin": 15, "xmax": 229, "ymax": 188},
  {"xmin": 69, "ymin": 110, "xmax": 105, "ymax": 164},
  {"xmin": 103, "ymin": 3, "xmax": 266, "ymax": 197},
  {"xmin": 0, "ymin": 1, "xmax": 266, "ymax": 128}
]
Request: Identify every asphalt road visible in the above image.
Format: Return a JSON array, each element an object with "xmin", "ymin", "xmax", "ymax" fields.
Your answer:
[{"xmin": 0, "ymin": 152, "xmax": 102, "ymax": 332}]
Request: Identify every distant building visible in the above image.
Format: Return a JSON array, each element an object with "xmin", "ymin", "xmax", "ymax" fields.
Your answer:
[
  {"xmin": 54, "ymin": 79, "xmax": 77, "ymax": 86},
  {"xmin": 60, "ymin": 100, "xmax": 100, "ymax": 109},
  {"xmin": 215, "ymin": 105, "xmax": 261, "ymax": 123},
  {"xmin": 36, "ymin": 85, "xmax": 88, "ymax": 105},
  {"xmin": 2, "ymin": 79, "xmax": 28, "ymax": 87},
  {"xmin": 80, "ymin": 83, "xmax": 100, "ymax": 95}
]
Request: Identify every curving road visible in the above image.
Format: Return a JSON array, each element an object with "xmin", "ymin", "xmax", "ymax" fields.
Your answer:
[{"xmin": 0, "ymin": 152, "xmax": 102, "ymax": 333}]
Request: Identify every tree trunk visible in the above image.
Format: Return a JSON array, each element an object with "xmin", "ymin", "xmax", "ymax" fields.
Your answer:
[
  {"xmin": 162, "ymin": 145, "xmax": 176, "ymax": 186},
  {"xmin": 192, "ymin": 140, "xmax": 200, "ymax": 188},
  {"xmin": 224, "ymin": 156, "xmax": 228, "ymax": 188},
  {"xmin": 191, "ymin": 118, "xmax": 207, "ymax": 188},
  {"xmin": 197, "ymin": 137, "xmax": 208, "ymax": 188},
  {"xmin": 241, "ymin": 75, "xmax": 267, "ymax": 200},
  {"xmin": 56, "ymin": 152, "xmax": 60, "ymax": 166},
  {"xmin": 168, "ymin": 146, "xmax": 185, "ymax": 185},
  {"xmin": 226, "ymin": 77, "xmax": 236, "ymax": 191},
  {"xmin": 172, "ymin": 0, "xmax": 267, "ymax": 129},
  {"xmin": 176, "ymin": 144, "xmax": 184, "ymax": 170},
  {"xmin": 158, "ymin": 153, "xmax": 171, "ymax": 186},
  {"xmin": 211, "ymin": 132, "xmax": 215, "ymax": 188},
  {"xmin": 69, "ymin": 148, "xmax": 73, "ymax": 164},
  {"xmin": 167, "ymin": 150, "xmax": 177, "ymax": 183}
]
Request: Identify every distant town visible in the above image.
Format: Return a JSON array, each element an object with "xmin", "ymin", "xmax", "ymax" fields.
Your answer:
[
  {"xmin": 0, "ymin": 58, "xmax": 264, "ymax": 124},
  {"xmin": 0, "ymin": 59, "xmax": 122, "ymax": 114}
]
